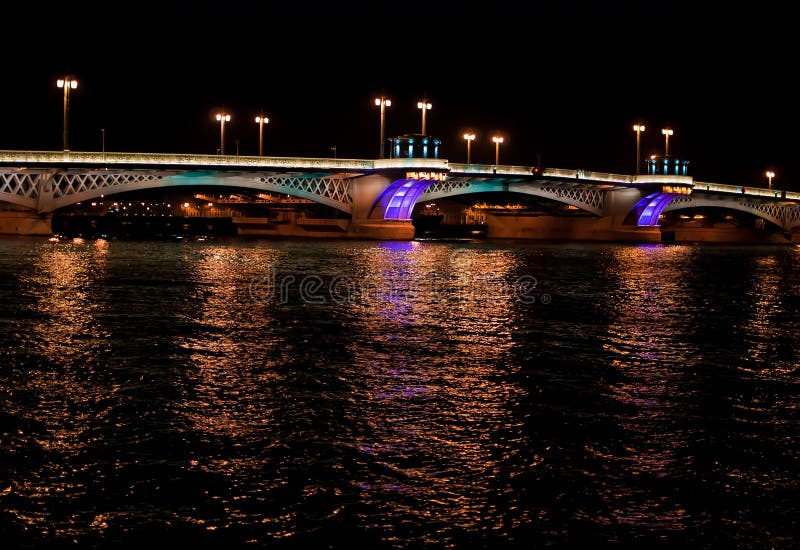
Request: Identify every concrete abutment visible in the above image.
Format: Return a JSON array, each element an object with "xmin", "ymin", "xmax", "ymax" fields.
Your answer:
[{"xmin": 0, "ymin": 211, "xmax": 53, "ymax": 235}]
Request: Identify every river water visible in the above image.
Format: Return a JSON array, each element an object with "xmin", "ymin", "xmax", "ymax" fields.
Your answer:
[{"xmin": 1, "ymin": 236, "xmax": 798, "ymax": 548}]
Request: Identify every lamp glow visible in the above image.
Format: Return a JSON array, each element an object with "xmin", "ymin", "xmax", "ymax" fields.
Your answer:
[
  {"xmin": 254, "ymin": 115, "xmax": 269, "ymax": 156},
  {"xmin": 463, "ymin": 132, "xmax": 476, "ymax": 164},
  {"xmin": 374, "ymin": 97, "xmax": 391, "ymax": 158},
  {"xmin": 417, "ymin": 100, "xmax": 432, "ymax": 135},
  {"xmin": 215, "ymin": 113, "xmax": 231, "ymax": 155},
  {"xmin": 633, "ymin": 123, "xmax": 645, "ymax": 175},
  {"xmin": 56, "ymin": 77, "xmax": 78, "ymax": 151},
  {"xmin": 661, "ymin": 128, "xmax": 674, "ymax": 157},
  {"xmin": 492, "ymin": 135, "xmax": 504, "ymax": 165}
]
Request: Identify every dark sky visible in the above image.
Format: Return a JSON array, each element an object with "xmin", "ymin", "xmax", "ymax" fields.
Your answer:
[{"xmin": 1, "ymin": 2, "xmax": 796, "ymax": 187}]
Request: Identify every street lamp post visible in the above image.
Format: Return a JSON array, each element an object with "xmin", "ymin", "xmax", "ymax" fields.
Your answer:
[
  {"xmin": 633, "ymin": 123, "xmax": 645, "ymax": 175},
  {"xmin": 417, "ymin": 100, "xmax": 432, "ymax": 135},
  {"xmin": 215, "ymin": 113, "xmax": 231, "ymax": 155},
  {"xmin": 766, "ymin": 170, "xmax": 775, "ymax": 190},
  {"xmin": 492, "ymin": 135, "xmax": 504, "ymax": 165},
  {"xmin": 56, "ymin": 77, "xmax": 78, "ymax": 151},
  {"xmin": 374, "ymin": 97, "xmax": 391, "ymax": 158},
  {"xmin": 254, "ymin": 115, "xmax": 269, "ymax": 156},
  {"xmin": 463, "ymin": 132, "xmax": 475, "ymax": 164},
  {"xmin": 661, "ymin": 128, "xmax": 674, "ymax": 157}
]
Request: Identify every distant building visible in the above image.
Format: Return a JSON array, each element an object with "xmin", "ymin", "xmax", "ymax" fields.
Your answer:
[
  {"xmin": 389, "ymin": 134, "xmax": 441, "ymax": 159},
  {"xmin": 647, "ymin": 155, "xmax": 689, "ymax": 176}
]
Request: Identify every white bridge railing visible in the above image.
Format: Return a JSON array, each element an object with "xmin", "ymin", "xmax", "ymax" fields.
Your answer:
[{"xmin": 694, "ymin": 181, "xmax": 800, "ymax": 200}]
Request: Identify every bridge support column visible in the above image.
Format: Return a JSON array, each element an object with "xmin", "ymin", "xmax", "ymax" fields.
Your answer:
[
  {"xmin": 347, "ymin": 174, "xmax": 416, "ymax": 240},
  {"xmin": 604, "ymin": 188, "xmax": 666, "ymax": 239},
  {"xmin": 0, "ymin": 211, "xmax": 53, "ymax": 235}
]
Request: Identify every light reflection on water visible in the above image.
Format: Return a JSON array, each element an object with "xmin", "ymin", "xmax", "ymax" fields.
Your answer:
[{"xmin": 0, "ymin": 237, "xmax": 798, "ymax": 548}]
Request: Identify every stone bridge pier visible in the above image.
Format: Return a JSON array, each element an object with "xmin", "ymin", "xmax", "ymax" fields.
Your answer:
[
  {"xmin": 0, "ymin": 210, "xmax": 53, "ymax": 235},
  {"xmin": 346, "ymin": 173, "xmax": 416, "ymax": 240}
]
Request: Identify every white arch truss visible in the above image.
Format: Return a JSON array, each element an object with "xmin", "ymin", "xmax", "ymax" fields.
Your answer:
[
  {"xmin": 418, "ymin": 178, "xmax": 609, "ymax": 215},
  {"xmin": 0, "ymin": 168, "xmax": 356, "ymax": 214},
  {"xmin": 0, "ymin": 169, "xmax": 45, "ymax": 209},
  {"xmin": 255, "ymin": 174, "xmax": 353, "ymax": 210},
  {"xmin": 664, "ymin": 194, "xmax": 800, "ymax": 229}
]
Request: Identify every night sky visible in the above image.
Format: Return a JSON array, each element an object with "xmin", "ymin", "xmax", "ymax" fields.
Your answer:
[{"xmin": 1, "ymin": 3, "xmax": 795, "ymax": 187}]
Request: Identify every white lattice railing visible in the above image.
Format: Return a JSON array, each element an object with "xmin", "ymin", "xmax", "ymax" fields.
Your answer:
[
  {"xmin": 664, "ymin": 195, "xmax": 800, "ymax": 229},
  {"xmin": 52, "ymin": 172, "xmax": 163, "ymax": 198},
  {"xmin": 1, "ymin": 168, "xmax": 356, "ymax": 214},
  {"xmin": 255, "ymin": 175, "xmax": 352, "ymax": 208},
  {"xmin": 537, "ymin": 184, "xmax": 606, "ymax": 214},
  {"xmin": 0, "ymin": 170, "xmax": 40, "ymax": 200},
  {"xmin": 419, "ymin": 178, "xmax": 609, "ymax": 215},
  {"xmin": 422, "ymin": 179, "xmax": 473, "ymax": 195},
  {"xmin": 740, "ymin": 200, "xmax": 793, "ymax": 227}
]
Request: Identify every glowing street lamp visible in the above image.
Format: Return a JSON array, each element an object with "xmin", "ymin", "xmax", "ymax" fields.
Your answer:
[
  {"xmin": 661, "ymin": 128, "xmax": 674, "ymax": 157},
  {"xmin": 374, "ymin": 97, "xmax": 391, "ymax": 158},
  {"xmin": 766, "ymin": 170, "xmax": 775, "ymax": 190},
  {"xmin": 463, "ymin": 132, "xmax": 476, "ymax": 164},
  {"xmin": 492, "ymin": 135, "xmax": 504, "ymax": 165},
  {"xmin": 215, "ymin": 113, "xmax": 231, "ymax": 155},
  {"xmin": 56, "ymin": 77, "xmax": 78, "ymax": 151},
  {"xmin": 417, "ymin": 100, "xmax": 432, "ymax": 135},
  {"xmin": 633, "ymin": 123, "xmax": 645, "ymax": 175},
  {"xmin": 254, "ymin": 115, "xmax": 269, "ymax": 156}
]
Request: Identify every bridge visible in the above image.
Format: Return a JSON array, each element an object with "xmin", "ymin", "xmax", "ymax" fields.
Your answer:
[{"xmin": 1, "ymin": 150, "xmax": 798, "ymax": 241}]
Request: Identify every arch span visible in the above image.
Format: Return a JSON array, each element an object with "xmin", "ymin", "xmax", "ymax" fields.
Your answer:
[
  {"xmin": 0, "ymin": 169, "xmax": 46, "ymax": 210},
  {"xmin": 663, "ymin": 195, "xmax": 790, "ymax": 229},
  {"xmin": 624, "ymin": 192, "xmax": 684, "ymax": 226},
  {"xmin": 416, "ymin": 178, "xmax": 609, "ymax": 216},
  {"xmin": 369, "ymin": 178, "xmax": 438, "ymax": 220},
  {"xmin": 1, "ymin": 168, "xmax": 357, "ymax": 214}
]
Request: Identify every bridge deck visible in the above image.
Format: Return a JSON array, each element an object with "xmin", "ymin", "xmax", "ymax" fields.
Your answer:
[{"xmin": 0, "ymin": 150, "xmax": 796, "ymax": 200}]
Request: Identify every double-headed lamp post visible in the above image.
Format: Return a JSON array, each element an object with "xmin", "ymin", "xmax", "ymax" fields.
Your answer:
[
  {"xmin": 215, "ymin": 113, "xmax": 231, "ymax": 155},
  {"xmin": 661, "ymin": 128, "xmax": 674, "ymax": 157},
  {"xmin": 417, "ymin": 100, "xmax": 432, "ymax": 135},
  {"xmin": 633, "ymin": 123, "xmax": 645, "ymax": 175},
  {"xmin": 57, "ymin": 77, "xmax": 78, "ymax": 151},
  {"xmin": 766, "ymin": 170, "xmax": 775, "ymax": 190},
  {"xmin": 492, "ymin": 135, "xmax": 504, "ymax": 165},
  {"xmin": 254, "ymin": 115, "xmax": 269, "ymax": 156},
  {"xmin": 463, "ymin": 132, "xmax": 476, "ymax": 164},
  {"xmin": 374, "ymin": 97, "xmax": 391, "ymax": 158}
]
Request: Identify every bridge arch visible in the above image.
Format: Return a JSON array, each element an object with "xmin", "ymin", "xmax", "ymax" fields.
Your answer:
[
  {"xmin": 415, "ymin": 178, "xmax": 608, "ymax": 216},
  {"xmin": 0, "ymin": 169, "xmax": 46, "ymax": 210},
  {"xmin": 1, "ymin": 169, "xmax": 356, "ymax": 214},
  {"xmin": 368, "ymin": 178, "xmax": 440, "ymax": 219},
  {"xmin": 663, "ymin": 196, "xmax": 790, "ymax": 229}
]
